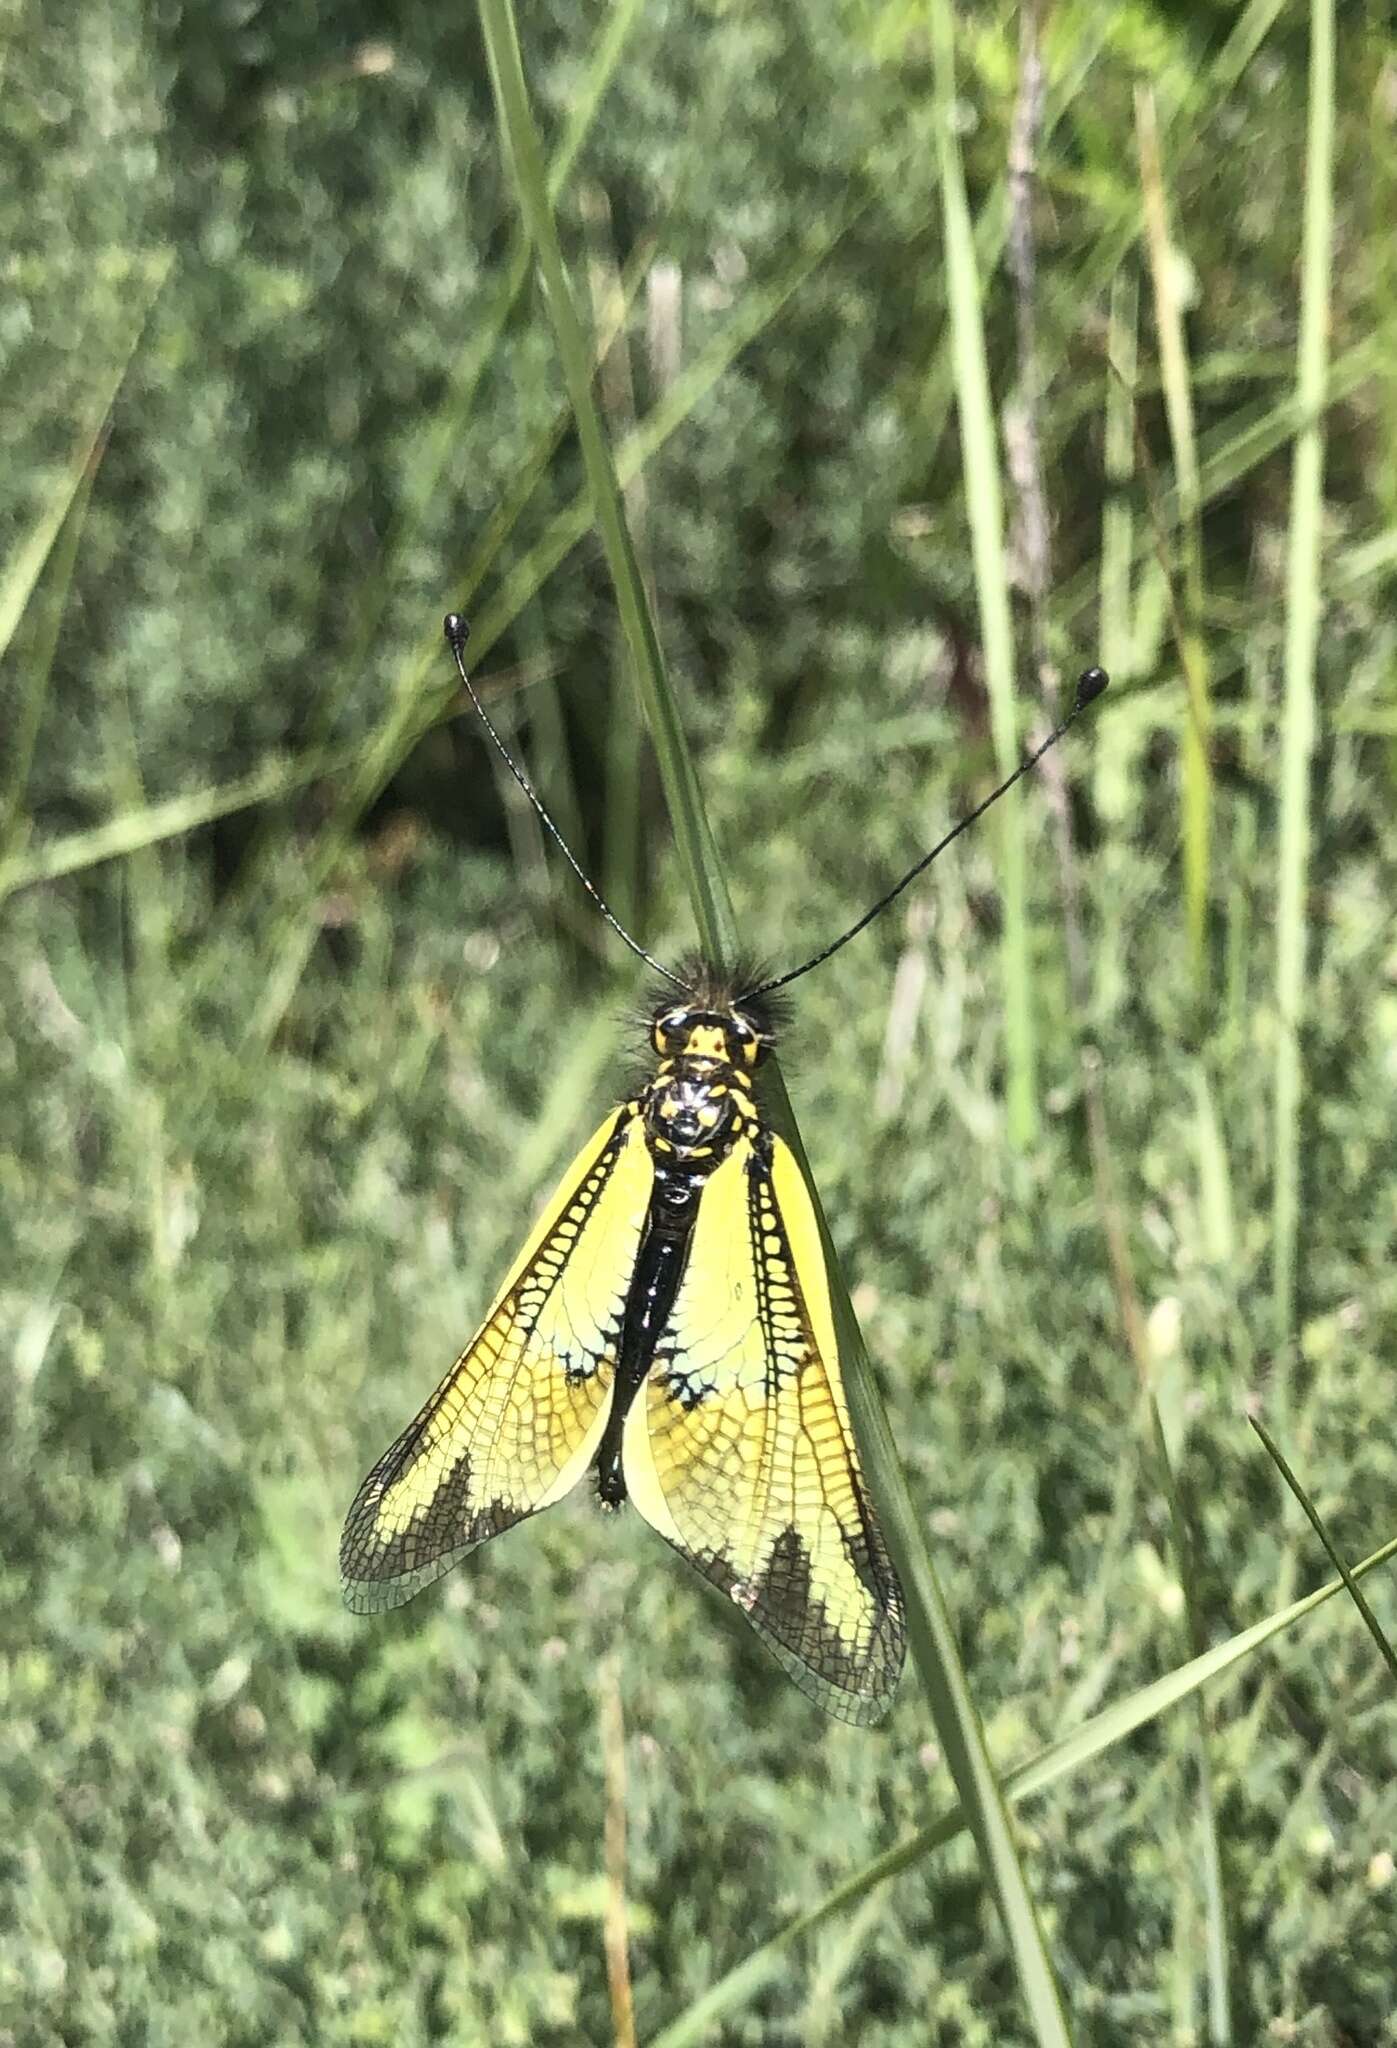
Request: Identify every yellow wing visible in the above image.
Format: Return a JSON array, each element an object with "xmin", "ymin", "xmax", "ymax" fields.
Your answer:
[
  {"xmin": 341, "ymin": 1104, "xmax": 652, "ymax": 1613},
  {"xmin": 621, "ymin": 1127, "xmax": 906, "ymax": 1723}
]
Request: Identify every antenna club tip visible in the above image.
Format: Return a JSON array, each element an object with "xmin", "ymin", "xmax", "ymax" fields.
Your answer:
[
  {"xmin": 1075, "ymin": 665, "xmax": 1109, "ymax": 710},
  {"xmin": 443, "ymin": 612, "xmax": 469, "ymax": 653}
]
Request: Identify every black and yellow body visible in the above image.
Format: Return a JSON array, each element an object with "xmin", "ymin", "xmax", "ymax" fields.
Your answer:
[{"xmin": 340, "ymin": 973, "xmax": 907, "ymax": 1725}]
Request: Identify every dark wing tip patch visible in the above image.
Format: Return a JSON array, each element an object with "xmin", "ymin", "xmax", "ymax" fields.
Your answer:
[
  {"xmin": 622, "ymin": 1131, "xmax": 908, "ymax": 1725},
  {"xmin": 747, "ymin": 1522, "xmax": 905, "ymax": 1726},
  {"xmin": 339, "ymin": 1424, "xmax": 469, "ymax": 1610},
  {"xmin": 338, "ymin": 1421, "xmax": 522, "ymax": 1613},
  {"xmin": 688, "ymin": 1522, "xmax": 906, "ymax": 1727},
  {"xmin": 338, "ymin": 1102, "xmax": 651, "ymax": 1622},
  {"xmin": 341, "ymin": 1541, "xmax": 474, "ymax": 1615}
]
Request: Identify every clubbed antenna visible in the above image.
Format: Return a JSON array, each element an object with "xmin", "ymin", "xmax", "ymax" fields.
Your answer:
[
  {"xmin": 444, "ymin": 614, "xmax": 692, "ymax": 992},
  {"xmin": 738, "ymin": 668, "xmax": 1110, "ymax": 1004}
]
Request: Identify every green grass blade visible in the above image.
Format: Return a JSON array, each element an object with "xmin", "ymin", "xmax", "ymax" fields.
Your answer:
[
  {"xmin": 453, "ymin": 226, "xmax": 659, "ymax": 637},
  {"xmin": 1058, "ymin": 336, "xmax": 1377, "ymax": 632},
  {"xmin": 234, "ymin": 238, "xmax": 652, "ymax": 1045},
  {"xmin": 0, "ymin": 441, "xmax": 102, "ymax": 865},
  {"xmin": 584, "ymin": 190, "xmax": 651, "ymax": 937},
  {"xmin": 1093, "ymin": 266, "xmax": 1146, "ymax": 1019},
  {"xmin": 0, "ymin": 255, "xmax": 169, "ymax": 662},
  {"xmin": 1095, "ymin": 265, "xmax": 1139, "ymax": 820},
  {"xmin": 1136, "ymin": 85, "xmax": 1212, "ymax": 999},
  {"xmin": 1272, "ymin": 0, "xmax": 1335, "ymax": 1365},
  {"xmin": 482, "ymin": 6, "xmax": 1070, "ymax": 2037},
  {"xmin": 0, "ymin": 653, "xmax": 557, "ymax": 903},
  {"xmin": 930, "ymin": 0, "xmax": 1037, "ymax": 1147},
  {"xmin": 918, "ymin": 13, "xmax": 1112, "ymax": 456},
  {"xmin": 463, "ymin": 211, "xmax": 849, "ymax": 664},
  {"xmin": 650, "ymin": 1531, "xmax": 1397, "ymax": 2048},
  {"xmin": 478, "ymin": 0, "xmax": 737, "ymax": 970},
  {"xmin": 206, "ymin": 0, "xmax": 650, "ymax": 1016},
  {"xmin": 1146, "ymin": 1396, "xmax": 1233, "ymax": 2041},
  {"xmin": 0, "ymin": 751, "xmax": 330, "ymax": 900},
  {"xmin": 1210, "ymin": 0, "xmax": 1289, "ymax": 93},
  {"xmin": 0, "ymin": 253, "xmax": 168, "ymax": 857},
  {"xmin": 1249, "ymin": 1416, "xmax": 1397, "ymax": 1684}
]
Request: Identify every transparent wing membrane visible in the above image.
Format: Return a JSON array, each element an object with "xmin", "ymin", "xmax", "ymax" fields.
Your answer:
[
  {"xmin": 341, "ymin": 1107, "xmax": 652, "ymax": 1611},
  {"xmin": 622, "ymin": 1131, "xmax": 906, "ymax": 1723}
]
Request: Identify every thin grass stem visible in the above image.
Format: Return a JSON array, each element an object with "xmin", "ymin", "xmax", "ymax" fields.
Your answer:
[
  {"xmin": 1250, "ymin": 1415, "xmax": 1397, "ymax": 1684},
  {"xmin": 1136, "ymin": 86, "xmax": 1212, "ymax": 999},
  {"xmin": 1272, "ymin": 0, "xmax": 1335, "ymax": 1368},
  {"xmin": 929, "ymin": 0, "xmax": 1038, "ymax": 1149}
]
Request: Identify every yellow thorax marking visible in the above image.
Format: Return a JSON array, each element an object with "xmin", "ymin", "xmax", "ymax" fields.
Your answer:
[{"xmin": 681, "ymin": 1024, "xmax": 728, "ymax": 1060}]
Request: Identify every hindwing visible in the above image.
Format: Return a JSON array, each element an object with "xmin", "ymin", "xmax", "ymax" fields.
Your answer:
[
  {"xmin": 621, "ymin": 1125, "xmax": 906, "ymax": 1723},
  {"xmin": 340, "ymin": 1104, "xmax": 652, "ymax": 1612}
]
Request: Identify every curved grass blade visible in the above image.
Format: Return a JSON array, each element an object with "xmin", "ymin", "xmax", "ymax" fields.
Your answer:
[
  {"xmin": 199, "ymin": 0, "xmax": 652, "ymax": 1027},
  {"xmin": 478, "ymin": 0, "xmax": 737, "ymax": 971},
  {"xmin": 1249, "ymin": 1416, "xmax": 1397, "ymax": 1685},
  {"xmin": 0, "ymin": 440, "xmax": 103, "ymax": 869},
  {"xmin": 236, "ymin": 262, "xmax": 655, "ymax": 1050},
  {"xmin": 375, "ymin": 0, "xmax": 648, "ymax": 597},
  {"xmin": 478, "ymin": 2, "xmax": 1073, "ymax": 2040},
  {"xmin": 0, "ymin": 659, "xmax": 564, "ymax": 904},
  {"xmin": 462, "ymin": 213, "xmax": 848, "ymax": 669},
  {"xmin": 650, "ymin": 1531, "xmax": 1397, "ymax": 2048},
  {"xmin": 1, "ymin": 745, "xmax": 351, "ymax": 902},
  {"xmin": 0, "ymin": 253, "xmax": 169, "ymax": 660},
  {"xmin": 289, "ymin": 0, "xmax": 649, "ymax": 761},
  {"xmin": 0, "ymin": 254, "xmax": 168, "ymax": 858}
]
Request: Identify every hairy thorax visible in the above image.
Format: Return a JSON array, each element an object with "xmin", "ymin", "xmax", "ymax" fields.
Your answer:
[
  {"xmin": 642, "ymin": 1053, "xmax": 754, "ymax": 1164},
  {"xmin": 639, "ymin": 1008, "xmax": 765, "ymax": 1199}
]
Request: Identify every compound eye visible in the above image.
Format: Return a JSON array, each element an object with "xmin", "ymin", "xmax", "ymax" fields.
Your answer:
[
  {"xmin": 729, "ymin": 1010, "xmax": 763, "ymax": 1063},
  {"xmin": 654, "ymin": 1007, "xmax": 690, "ymax": 1051}
]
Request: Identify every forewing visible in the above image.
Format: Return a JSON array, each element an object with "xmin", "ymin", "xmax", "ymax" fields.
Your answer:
[
  {"xmin": 341, "ymin": 1104, "xmax": 652, "ymax": 1612},
  {"xmin": 621, "ymin": 1128, "xmax": 906, "ymax": 1723}
]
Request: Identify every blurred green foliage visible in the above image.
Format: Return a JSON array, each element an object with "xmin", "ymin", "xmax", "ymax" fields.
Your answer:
[{"xmin": 3, "ymin": 1, "xmax": 1397, "ymax": 2043}]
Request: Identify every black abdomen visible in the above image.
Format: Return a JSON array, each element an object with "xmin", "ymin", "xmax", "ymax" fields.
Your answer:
[{"xmin": 594, "ymin": 1170, "xmax": 702, "ymax": 1505}]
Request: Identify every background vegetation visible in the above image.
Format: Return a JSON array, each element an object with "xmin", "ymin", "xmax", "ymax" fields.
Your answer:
[{"xmin": 3, "ymin": 1, "xmax": 1396, "ymax": 2042}]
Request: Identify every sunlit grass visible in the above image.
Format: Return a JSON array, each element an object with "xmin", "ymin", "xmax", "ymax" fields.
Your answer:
[{"xmin": 5, "ymin": 3, "xmax": 1393, "ymax": 2044}]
